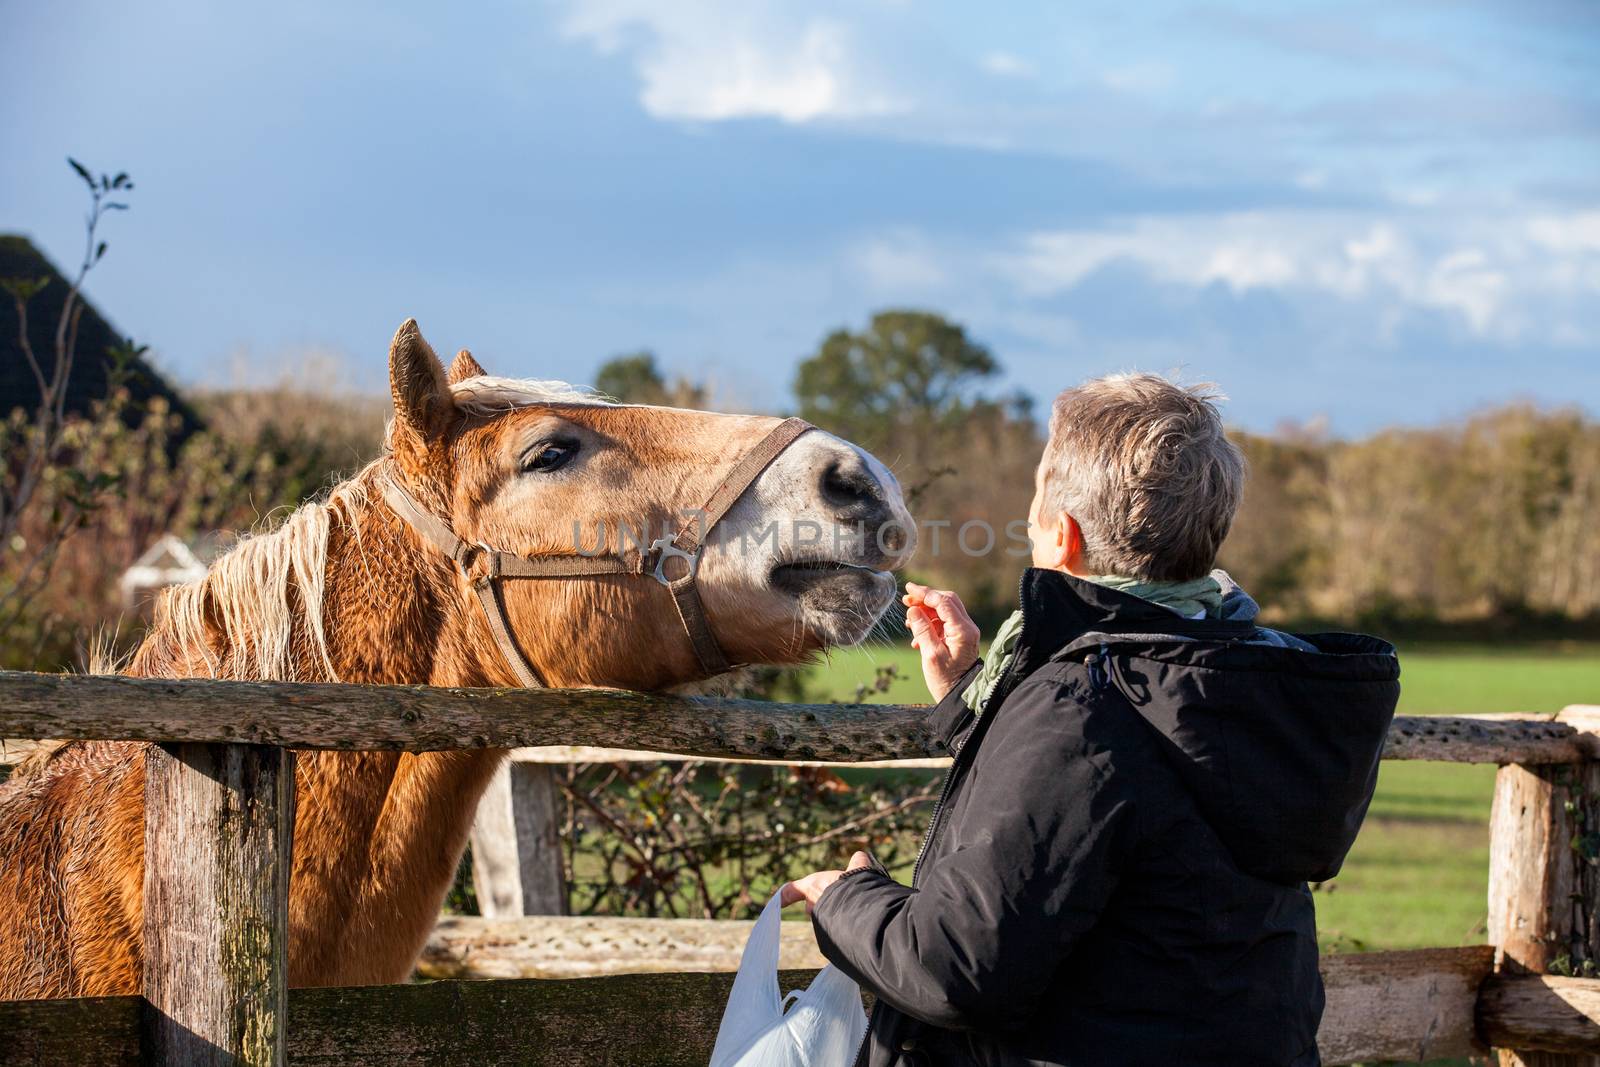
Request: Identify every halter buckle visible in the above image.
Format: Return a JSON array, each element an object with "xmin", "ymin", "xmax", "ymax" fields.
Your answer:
[
  {"xmin": 452, "ymin": 540, "xmax": 499, "ymax": 580},
  {"xmin": 648, "ymin": 537, "xmax": 701, "ymax": 587}
]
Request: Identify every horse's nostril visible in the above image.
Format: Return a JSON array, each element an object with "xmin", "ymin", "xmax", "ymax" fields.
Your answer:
[{"xmin": 820, "ymin": 458, "xmax": 879, "ymax": 511}]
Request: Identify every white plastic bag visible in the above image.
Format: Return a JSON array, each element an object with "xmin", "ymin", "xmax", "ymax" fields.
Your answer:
[{"xmin": 709, "ymin": 890, "xmax": 868, "ymax": 1067}]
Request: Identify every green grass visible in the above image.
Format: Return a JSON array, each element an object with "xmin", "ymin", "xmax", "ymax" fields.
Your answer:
[
  {"xmin": 803, "ymin": 639, "xmax": 1600, "ymax": 956},
  {"xmin": 1387, "ymin": 641, "xmax": 1600, "ymax": 715}
]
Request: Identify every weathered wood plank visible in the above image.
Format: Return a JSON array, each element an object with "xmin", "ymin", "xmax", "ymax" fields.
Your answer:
[
  {"xmin": 289, "ymin": 971, "xmax": 761, "ymax": 1066},
  {"xmin": 469, "ymin": 762, "xmax": 568, "ymax": 918},
  {"xmin": 1384, "ymin": 714, "xmax": 1595, "ymax": 765},
  {"xmin": 3, "ymin": 672, "xmax": 1596, "ymax": 764},
  {"xmin": 0, "ymin": 947, "xmax": 1506, "ymax": 1066},
  {"xmin": 0, "ymin": 993, "xmax": 141, "ymax": 1067},
  {"xmin": 1487, "ymin": 760, "xmax": 1600, "ymax": 1067},
  {"xmin": 1479, "ymin": 976, "xmax": 1600, "ymax": 1054},
  {"xmin": 1318, "ymin": 945, "xmax": 1494, "ymax": 1063},
  {"xmin": 509, "ymin": 745, "xmax": 954, "ymax": 769},
  {"xmin": 0, "ymin": 671, "xmax": 942, "ymax": 761},
  {"xmin": 142, "ymin": 743, "xmax": 294, "ymax": 1067},
  {"xmin": 417, "ymin": 914, "xmax": 827, "ymax": 979},
  {"xmin": 413, "ymin": 910, "xmax": 1491, "ymax": 1060},
  {"xmin": 508, "ymin": 710, "xmax": 1593, "ymax": 767}
]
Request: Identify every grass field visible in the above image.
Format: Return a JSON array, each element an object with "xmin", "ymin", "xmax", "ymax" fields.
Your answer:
[{"xmin": 803, "ymin": 639, "xmax": 1600, "ymax": 955}]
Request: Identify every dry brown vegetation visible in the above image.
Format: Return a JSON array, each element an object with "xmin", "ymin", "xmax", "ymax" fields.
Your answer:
[
  {"xmin": 0, "ymin": 384, "xmax": 386, "ymax": 671},
  {"xmin": 1225, "ymin": 405, "xmax": 1600, "ymax": 626}
]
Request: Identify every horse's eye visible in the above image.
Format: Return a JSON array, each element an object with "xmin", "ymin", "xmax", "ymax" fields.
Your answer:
[{"xmin": 523, "ymin": 440, "xmax": 577, "ymax": 473}]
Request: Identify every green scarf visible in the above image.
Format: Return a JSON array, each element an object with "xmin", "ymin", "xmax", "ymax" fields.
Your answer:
[
  {"xmin": 1086, "ymin": 573, "xmax": 1224, "ymax": 620},
  {"xmin": 960, "ymin": 573, "xmax": 1224, "ymax": 714}
]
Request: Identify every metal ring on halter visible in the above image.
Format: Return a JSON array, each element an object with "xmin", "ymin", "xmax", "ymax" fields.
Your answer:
[
  {"xmin": 450, "ymin": 540, "xmax": 498, "ymax": 579},
  {"xmin": 648, "ymin": 537, "xmax": 701, "ymax": 586}
]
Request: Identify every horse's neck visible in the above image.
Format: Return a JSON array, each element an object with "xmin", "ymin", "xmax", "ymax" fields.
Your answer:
[
  {"xmin": 287, "ymin": 746, "xmax": 504, "ymax": 985},
  {"xmin": 293, "ymin": 487, "xmax": 513, "ymax": 984},
  {"xmin": 133, "ymin": 485, "xmax": 512, "ymax": 985},
  {"xmin": 321, "ymin": 482, "xmax": 502, "ymax": 688}
]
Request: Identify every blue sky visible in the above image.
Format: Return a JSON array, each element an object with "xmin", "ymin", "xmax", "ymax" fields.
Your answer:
[{"xmin": 5, "ymin": 0, "xmax": 1598, "ymax": 433}]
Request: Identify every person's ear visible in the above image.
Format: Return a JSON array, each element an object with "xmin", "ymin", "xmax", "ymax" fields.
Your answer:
[
  {"xmin": 1036, "ymin": 509, "xmax": 1072, "ymax": 571},
  {"xmin": 1061, "ymin": 513, "xmax": 1087, "ymax": 574}
]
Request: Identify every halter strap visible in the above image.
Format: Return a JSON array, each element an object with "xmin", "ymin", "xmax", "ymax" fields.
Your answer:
[
  {"xmin": 658, "ymin": 416, "xmax": 814, "ymax": 675},
  {"xmin": 378, "ymin": 476, "xmax": 642, "ymax": 687},
  {"xmin": 379, "ymin": 417, "xmax": 813, "ymax": 687}
]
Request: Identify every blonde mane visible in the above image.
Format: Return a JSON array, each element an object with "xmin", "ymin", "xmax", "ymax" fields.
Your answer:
[{"xmin": 157, "ymin": 376, "xmax": 607, "ymax": 682}]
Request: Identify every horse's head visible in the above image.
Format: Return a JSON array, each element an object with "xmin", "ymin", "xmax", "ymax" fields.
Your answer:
[{"xmin": 384, "ymin": 320, "xmax": 917, "ymax": 689}]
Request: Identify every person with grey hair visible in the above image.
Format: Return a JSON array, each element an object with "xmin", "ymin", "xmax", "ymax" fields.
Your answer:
[{"xmin": 783, "ymin": 373, "xmax": 1400, "ymax": 1066}]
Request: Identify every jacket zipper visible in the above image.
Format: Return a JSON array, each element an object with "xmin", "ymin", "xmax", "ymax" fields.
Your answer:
[
  {"xmin": 873, "ymin": 735, "xmax": 966, "ymax": 1066},
  {"xmin": 851, "ymin": 1007, "xmax": 872, "ymax": 1067},
  {"xmin": 909, "ymin": 705, "xmax": 994, "ymax": 885},
  {"xmin": 911, "ymin": 571, "xmax": 1030, "ymax": 888}
]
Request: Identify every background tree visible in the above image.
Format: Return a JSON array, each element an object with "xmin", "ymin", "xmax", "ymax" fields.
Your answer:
[
  {"xmin": 594, "ymin": 350, "xmax": 708, "ymax": 409},
  {"xmin": 795, "ymin": 310, "xmax": 1039, "ymax": 626},
  {"xmin": 794, "ymin": 310, "xmax": 1000, "ymax": 459}
]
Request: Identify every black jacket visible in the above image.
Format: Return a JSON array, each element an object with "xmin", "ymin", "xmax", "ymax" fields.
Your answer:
[{"xmin": 811, "ymin": 569, "xmax": 1400, "ymax": 1066}]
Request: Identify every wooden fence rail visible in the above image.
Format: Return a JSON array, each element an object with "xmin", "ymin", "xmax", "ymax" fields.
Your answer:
[
  {"xmin": 1, "ymin": 671, "xmax": 1597, "ymax": 1066},
  {"xmin": 2, "ymin": 670, "xmax": 1598, "ymax": 763},
  {"xmin": 7, "ymin": 948, "xmax": 1598, "ymax": 1066}
]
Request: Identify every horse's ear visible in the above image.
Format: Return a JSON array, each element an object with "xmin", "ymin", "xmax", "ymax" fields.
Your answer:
[
  {"xmin": 389, "ymin": 319, "xmax": 455, "ymax": 444},
  {"xmin": 448, "ymin": 349, "xmax": 487, "ymax": 385}
]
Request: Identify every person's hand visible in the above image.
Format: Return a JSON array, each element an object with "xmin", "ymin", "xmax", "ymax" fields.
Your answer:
[
  {"xmin": 780, "ymin": 851, "xmax": 872, "ymax": 915},
  {"xmin": 903, "ymin": 583, "xmax": 980, "ymax": 702}
]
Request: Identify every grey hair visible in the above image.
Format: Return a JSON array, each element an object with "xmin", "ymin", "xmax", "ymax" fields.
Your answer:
[{"xmin": 1040, "ymin": 373, "xmax": 1244, "ymax": 581}]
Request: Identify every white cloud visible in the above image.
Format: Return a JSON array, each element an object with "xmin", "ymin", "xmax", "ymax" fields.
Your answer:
[
  {"xmin": 997, "ymin": 215, "xmax": 1322, "ymax": 296},
  {"xmin": 989, "ymin": 209, "xmax": 1600, "ymax": 343},
  {"xmin": 980, "ymin": 51, "xmax": 1035, "ymax": 79},
  {"xmin": 1528, "ymin": 211, "xmax": 1600, "ymax": 255},
  {"xmin": 560, "ymin": 1, "xmax": 906, "ymax": 123},
  {"xmin": 1422, "ymin": 249, "xmax": 1507, "ymax": 335},
  {"xmin": 553, "ymin": 0, "xmax": 1594, "ymax": 214}
]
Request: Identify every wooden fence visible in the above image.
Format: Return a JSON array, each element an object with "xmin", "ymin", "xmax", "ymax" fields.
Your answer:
[{"xmin": 0, "ymin": 670, "xmax": 1597, "ymax": 1065}]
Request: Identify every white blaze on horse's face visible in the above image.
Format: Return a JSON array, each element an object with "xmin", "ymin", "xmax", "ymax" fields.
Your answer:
[{"xmin": 699, "ymin": 427, "xmax": 917, "ymax": 648}]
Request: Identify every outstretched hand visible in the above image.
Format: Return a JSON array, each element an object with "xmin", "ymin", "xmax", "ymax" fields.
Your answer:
[{"xmin": 903, "ymin": 582, "xmax": 981, "ymax": 702}]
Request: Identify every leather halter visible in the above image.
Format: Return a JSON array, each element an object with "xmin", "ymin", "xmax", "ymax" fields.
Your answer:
[{"xmin": 379, "ymin": 417, "xmax": 814, "ymax": 687}]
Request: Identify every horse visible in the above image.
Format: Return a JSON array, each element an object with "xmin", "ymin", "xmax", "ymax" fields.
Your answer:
[{"xmin": 0, "ymin": 320, "xmax": 916, "ymax": 999}]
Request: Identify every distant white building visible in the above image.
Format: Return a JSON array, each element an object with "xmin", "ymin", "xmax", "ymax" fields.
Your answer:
[{"xmin": 119, "ymin": 534, "xmax": 213, "ymax": 609}]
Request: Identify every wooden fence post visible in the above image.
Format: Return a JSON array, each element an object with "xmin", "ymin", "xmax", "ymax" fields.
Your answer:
[
  {"xmin": 1486, "ymin": 707, "xmax": 1600, "ymax": 1066},
  {"xmin": 143, "ymin": 743, "xmax": 295, "ymax": 1067},
  {"xmin": 470, "ymin": 759, "xmax": 568, "ymax": 917}
]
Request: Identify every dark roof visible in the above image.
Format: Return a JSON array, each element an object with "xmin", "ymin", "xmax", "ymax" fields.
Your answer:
[{"xmin": 0, "ymin": 234, "xmax": 202, "ymax": 435}]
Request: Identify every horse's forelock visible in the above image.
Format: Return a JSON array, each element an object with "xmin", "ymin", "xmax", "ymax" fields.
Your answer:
[{"xmin": 448, "ymin": 376, "xmax": 613, "ymax": 415}]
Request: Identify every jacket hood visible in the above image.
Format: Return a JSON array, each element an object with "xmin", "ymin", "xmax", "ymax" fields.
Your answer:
[{"xmin": 1011, "ymin": 569, "xmax": 1400, "ymax": 885}]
